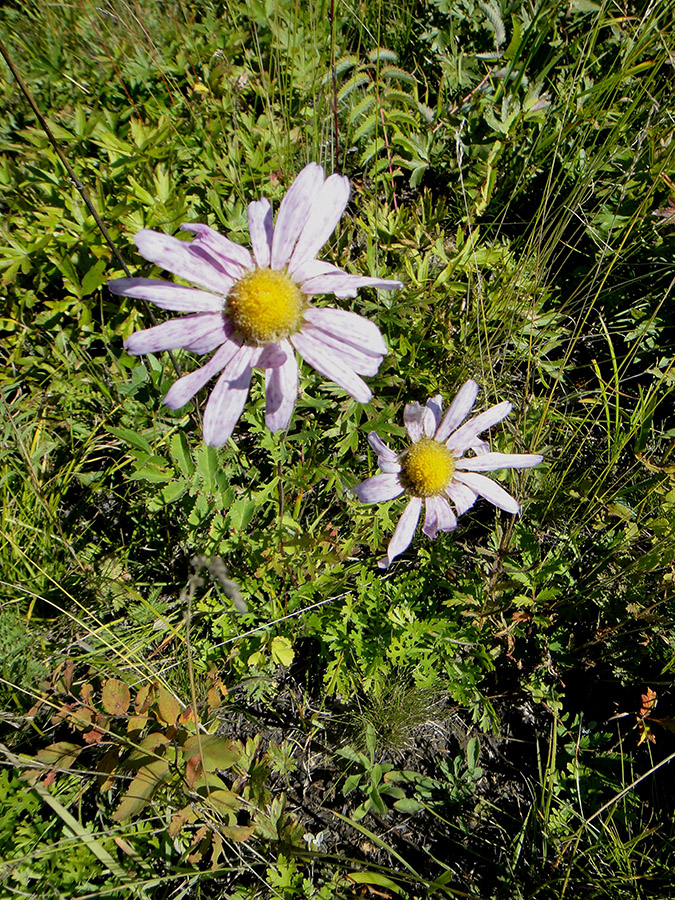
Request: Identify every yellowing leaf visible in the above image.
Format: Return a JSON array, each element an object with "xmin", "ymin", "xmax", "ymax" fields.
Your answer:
[
  {"xmin": 270, "ymin": 635, "xmax": 294, "ymax": 667},
  {"xmin": 156, "ymin": 686, "xmax": 181, "ymax": 725}
]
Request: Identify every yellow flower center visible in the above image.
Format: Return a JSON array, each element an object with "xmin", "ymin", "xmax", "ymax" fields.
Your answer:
[
  {"xmin": 227, "ymin": 268, "xmax": 304, "ymax": 344},
  {"xmin": 400, "ymin": 437, "xmax": 456, "ymax": 497}
]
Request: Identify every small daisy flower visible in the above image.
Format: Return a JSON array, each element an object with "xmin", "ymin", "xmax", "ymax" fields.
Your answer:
[
  {"xmin": 109, "ymin": 163, "xmax": 402, "ymax": 445},
  {"xmin": 353, "ymin": 380, "xmax": 543, "ymax": 568}
]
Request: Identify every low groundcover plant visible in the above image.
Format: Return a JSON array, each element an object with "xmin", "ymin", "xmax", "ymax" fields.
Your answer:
[
  {"xmin": 354, "ymin": 380, "xmax": 543, "ymax": 567},
  {"xmin": 109, "ymin": 162, "xmax": 402, "ymax": 445}
]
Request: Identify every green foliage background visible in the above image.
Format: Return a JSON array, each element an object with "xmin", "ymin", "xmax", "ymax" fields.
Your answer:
[{"xmin": 1, "ymin": 0, "xmax": 674, "ymax": 897}]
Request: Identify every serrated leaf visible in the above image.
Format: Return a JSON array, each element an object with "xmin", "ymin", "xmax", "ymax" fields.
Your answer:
[
  {"xmin": 196, "ymin": 444, "xmax": 218, "ymax": 491},
  {"xmin": 338, "ymin": 72, "xmax": 370, "ymax": 102},
  {"xmin": 380, "ymin": 65, "xmax": 416, "ymax": 84},
  {"xmin": 101, "ymin": 678, "xmax": 131, "ymax": 716}
]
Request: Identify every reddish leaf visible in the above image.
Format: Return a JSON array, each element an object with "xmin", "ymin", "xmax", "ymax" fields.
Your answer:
[
  {"xmin": 169, "ymin": 805, "xmax": 197, "ymax": 838},
  {"xmin": 102, "ymin": 678, "xmax": 131, "ymax": 716},
  {"xmin": 24, "ymin": 741, "xmax": 82, "ymax": 785},
  {"xmin": 135, "ymin": 683, "xmax": 155, "ymax": 715}
]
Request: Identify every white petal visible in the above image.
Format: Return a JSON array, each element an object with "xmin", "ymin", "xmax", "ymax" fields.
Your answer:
[
  {"xmin": 446, "ymin": 400, "xmax": 512, "ymax": 455},
  {"xmin": 181, "ymin": 223, "xmax": 253, "ymax": 277},
  {"xmin": 368, "ymin": 432, "xmax": 398, "ymax": 462},
  {"xmin": 288, "ymin": 173, "xmax": 350, "ymax": 271},
  {"xmin": 353, "ymin": 473, "xmax": 405, "ymax": 504},
  {"xmin": 303, "ymin": 307, "xmax": 386, "ymax": 355},
  {"xmin": 453, "ymin": 472, "xmax": 520, "ymax": 514},
  {"xmin": 264, "ymin": 340, "xmax": 298, "ymax": 432},
  {"xmin": 202, "ymin": 346, "xmax": 256, "ymax": 446},
  {"xmin": 163, "ymin": 340, "xmax": 240, "ymax": 409},
  {"xmin": 425, "ymin": 395, "xmax": 443, "ymax": 435},
  {"xmin": 404, "ymin": 402, "xmax": 427, "ymax": 442},
  {"xmin": 445, "ymin": 481, "xmax": 479, "ymax": 516},
  {"xmin": 456, "ymin": 452, "xmax": 544, "ymax": 472},
  {"xmin": 302, "ymin": 325, "xmax": 382, "ymax": 376},
  {"xmin": 301, "ymin": 273, "xmax": 403, "ymax": 299},
  {"xmin": 435, "ymin": 380, "xmax": 479, "ymax": 441},
  {"xmin": 124, "ymin": 313, "xmax": 226, "ymax": 355},
  {"xmin": 271, "ymin": 163, "xmax": 325, "ymax": 269},
  {"xmin": 134, "ymin": 230, "xmax": 227, "ymax": 294},
  {"xmin": 290, "ymin": 259, "xmax": 344, "ymax": 284},
  {"xmin": 248, "ymin": 198, "xmax": 273, "ymax": 268},
  {"xmin": 422, "ymin": 495, "xmax": 457, "ymax": 539},
  {"xmin": 291, "ymin": 331, "xmax": 372, "ymax": 403},
  {"xmin": 379, "ymin": 497, "xmax": 422, "ymax": 568},
  {"xmin": 108, "ymin": 278, "xmax": 226, "ymax": 312}
]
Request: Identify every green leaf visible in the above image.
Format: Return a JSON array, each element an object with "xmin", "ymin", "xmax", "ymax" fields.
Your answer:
[
  {"xmin": 196, "ymin": 444, "xmax": 218, "ymax": 491},
  {"xmin": 182, "ymin": 735, "xmax": 240, "ymax": 772},
  {"xmin": 107, "ymin": 426, "xmax": 153, "ymax": 456},
  {"xmin": 170, "ymin": 432, "xmax": 195, "ymax": 477},
  {"xmin": 113, "ymin": 758, "xmax": 170, "ymax": 822},
  {"xmin": 347, "ymin": 871, "xmax": 404, "ymax": 894},
  {"xmin": 393, "ymin": 797, "xmax": 425, "ymax": 813}
]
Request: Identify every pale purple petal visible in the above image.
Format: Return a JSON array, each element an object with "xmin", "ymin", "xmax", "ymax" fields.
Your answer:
[
  {"xmin": 473, "ymin": 439, "xmax": 490, "ymax": 455},
  {"xmin": 435, "ymin": 380, "xmax": 479, "ymax": 442},
  {"xmin": 368, "ymin": 432, "xmax": 398, "ymax": 462},
  {"xmin": 379, "ymin": 497, "xmax": 422, "ymax": 568},
  {"xmin": 257, "ymin": 342, "xmax": 288, "ymax": 369},
  {"xmin": 446, "ymin": 401, "xmax": 512, "ymax": 455},
  {"xmin": 271, "ymin": 163, "xmax": 325, "ymax": 269},
  {"xmin": 454, "ymin": 472, "xmax": 520, "ymax": 514},
  {"xmin": 302, "ymin": 326, "xmax": 382, "ymax": 376},
  {"xmin": 202, "ymin": 346, "xmax": 256, "ymax": 446},
  {"xmin": 425, "ymin": 396, "xmax": 443, "ymax": 435},
  {"xmin": 264, "ymin": 340, "xmax": 298, "ymax": 432},
  {"xmin": 134, "ymin": 230, "xmax": 227, "ymax": 294},
  {"xmin": 422, "ymin": 495, "xmax": 457, "ymax": 539},
  {"xmin": 301, "ymin": 273, "xmax": 403, "ymax": 299},
  {"xmin": 291, "ymin": 259, "xmax": 344, "ymax": 284},
  {"xmin": 379, "ymin": 459, "xmax": 402, "ymax": 474},
  {"xmin": 248, "ymin": 198, "xmax": 273, "ymax": 268},
  {"xmin": 164, "ymin": 340, "xmax": 240, "ymax": 409},
  {"xmin": 445, "ymin": 481, "xmax": 479, "ymax": 516},
  {"xmin": 304, "ymin": 307, "xmax": 387, "ymax": 356},
  {"xmin": 456, "ymin": 452, "xmax": 544, "ymax": 472},
  {"xmin": 181, "ymin": 223, "xmax": 253, "ymax": 278},
  {"xmin": 288, "ymin": 173, "xmax": 350, "ymax": 271},
  {"xmin": 353, "ymin": 473, "xmax": 404, "ymax": 504},
  {"xmin": 404, "ymin": 402, "xmax": 427, "ymax": 442},
  {"xmin": 108, "ymin": 278, "xmax": 226, "ymax": 312},
  {"xmin": 291, "ymin": 331, "xmax": 372, "ymax": 403},
  {"xmin": 124, "ymin": 314, "xmax": 226, "ymax": 355}
]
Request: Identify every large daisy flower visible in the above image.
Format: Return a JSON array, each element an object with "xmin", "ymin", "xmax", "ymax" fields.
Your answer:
[
  {"xmin": 353, "ymin": 380, "xmax": 543, "ymax": 568},
  {"xmin": 109, "ymin": 163, "xmax": 402, "ymax": 445}
]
